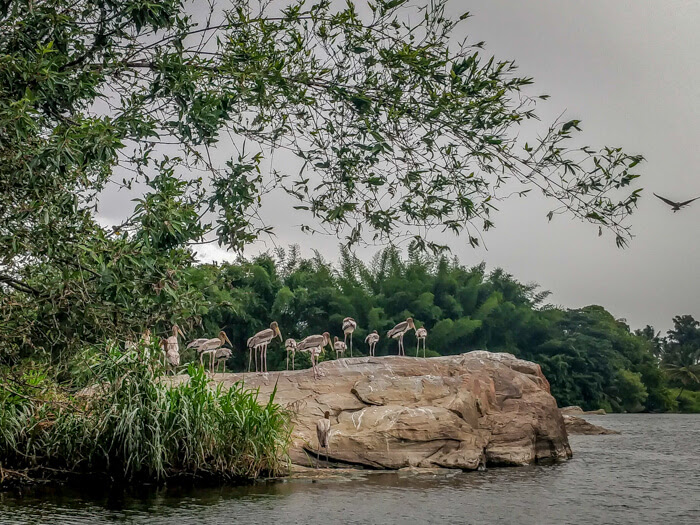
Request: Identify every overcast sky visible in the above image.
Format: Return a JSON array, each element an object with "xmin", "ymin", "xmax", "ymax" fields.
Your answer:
[{"xmin": 98, "ymin": 1, "xmax": 700, "ymax": 333}]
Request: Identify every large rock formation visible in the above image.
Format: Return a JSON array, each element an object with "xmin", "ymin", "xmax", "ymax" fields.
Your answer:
[
  {"xmin": 195, "ymin": 351, "xmax": 572, "ymax": 470},
  {"xmin": 563, "ymin": 415, "xmax": 619, "ymax": 435}
]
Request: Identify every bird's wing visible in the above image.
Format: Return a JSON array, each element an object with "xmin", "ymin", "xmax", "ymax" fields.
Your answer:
[
  {"xmin": 678, "ymin": 196, "xmax": 700, "ymax": 206},
  {"xmin": 654, "ymin": 193, "xmax": 680, "ymax": 207},
  {"xmin": 342, "ymin": 318, "xmax": 356, "ymax": 330},
  {"xmin": 186, "ymin": 338, "xmax": 209, "ymax": 349}
]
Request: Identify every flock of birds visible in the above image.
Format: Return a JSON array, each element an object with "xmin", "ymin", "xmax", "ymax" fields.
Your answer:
[{"xmin": 132, "ymin": 316, "xmax": 430, "ymax": 380}]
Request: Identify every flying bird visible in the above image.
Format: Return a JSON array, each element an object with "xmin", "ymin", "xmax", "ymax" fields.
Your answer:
[
  {"xmin": 654, "ymin": 193, "xmax": 700, "ymax": 212},
  {"xmin": 387, "ymin": 317, "xmax": 416, "ymax": 356},
  {"xmin": 333, "ymin": 336, "xmax": 346, "ymax": 359},
  {"xmin": 365, "ymin": 330, "xmax": 379, "ymax": 357},
  {"xmin": 247, "ymin": 321, "xmax": 283, "ymax": 373},
  {"xmin": 342, "ymin": 317, "xmax": 357, "ymax": 357},
  {"xmin": 316, "ymin": 411, "xmax": 332, "ymax": 468},
  {"xmin": 415, "ymin": 327, "xmax": 428, "ymax": 358}
]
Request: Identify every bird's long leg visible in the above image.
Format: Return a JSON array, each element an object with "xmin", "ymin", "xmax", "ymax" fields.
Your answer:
[
  {"xmin": 423, "ymin": 339, "xmax": 426, "ymax": 358},
  {"xmin": 286, "ymin": 348, "xmax": 289, "ymax": 371},
  {"xmin": 316, "ymin": 440, "xmax": 320, "ymax": 469},
  {"xmin": 292, "ymin": 351, "xmax": 295, "ymax": 370},
  {"xmin": 255, "ymin": 346, "xmax": 259, "ymax": 372},
  {"xmin": 264, "ymin": 343, "xmax": 268, "ymax": 373},
  {"xmin": 350, "ymin": 333, "xmax": 353, "ymax": 358},
  {"xmin": 248, "ymin": 347, "xmax": 252, "ymax": 372},
  {"xmin": 416, "ymin": 339, "xmax": 419, "ymax": 357}
]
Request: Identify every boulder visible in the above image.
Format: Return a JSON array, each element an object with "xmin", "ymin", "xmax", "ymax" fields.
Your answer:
[
  {"xmin": 563, "ymin": 415, "xmax": 619, "ymax": 435},
  {"xmin": 183, "ymin": 351, "xmax": 572, "ymax": 470},
  {"xmin": 560, "ymin": 405, "xmax": 584, "ymax": 415}
]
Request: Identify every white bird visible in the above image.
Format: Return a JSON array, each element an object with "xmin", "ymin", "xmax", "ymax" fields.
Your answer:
[
  {"xmin": 333, "ymin": 336, "xmax": 346, "ymax": 359},
  {"xmin": 365, "ymin": 330, "xmax": 379, "ymax": 357},
  {"xmin": 297, "ymin": 332, "xmax": 331, "ymax": 379},
  {"xmin": 342, "ymin": 317, "xmax": 357, "ymax": 357},
  {"xmin": 247, "ymin": 321, "xmax": 283, "ymax": 373},
  {"xmin": 284, "ymin": 338, "xmax": 297, "ymax": 370},
  {"xmin": 316, "ymin": 411, "xmax": 332, "ymax": 468},
  {"xmin": 387, "ymin": 317, "xmax": 416, "ymax": 356},
  {"xmin": 415, "ymin": 327, "xmax": 428, "ymax": 358},
  {"xmin": 164, "ymin": 324, "xmax": 185, "ymax": 374}
]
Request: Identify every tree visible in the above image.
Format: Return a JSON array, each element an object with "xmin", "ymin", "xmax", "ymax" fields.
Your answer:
[{"xmin": 1, "ymin": 0, "xmax": 643, "ymax": 360}]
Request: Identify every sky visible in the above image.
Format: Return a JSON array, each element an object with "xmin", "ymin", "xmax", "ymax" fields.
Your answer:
[{"xmin": 97, "ymin": 1, "xmax": 700, "ymax": 333}]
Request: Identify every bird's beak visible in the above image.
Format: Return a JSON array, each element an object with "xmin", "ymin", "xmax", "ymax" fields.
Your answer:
[
  {"xmin": 178, "ymin": 327, "xmax": 185, "ymax": 338},
  {"xmin": 225, "ymin": 333, "xmax": 232, "ymax": 346},
  {"xmin": 277, "ymin": 328, "xmax": 283, "ymax": 342}
]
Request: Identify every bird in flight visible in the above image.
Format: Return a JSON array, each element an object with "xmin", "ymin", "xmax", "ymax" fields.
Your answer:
[{"xmin": 654, "ymin": 193, "xmax": 700, "ymax": 212}]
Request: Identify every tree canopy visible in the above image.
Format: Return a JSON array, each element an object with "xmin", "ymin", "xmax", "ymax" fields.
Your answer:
[{"xmin": 0, "ymin": 0, "xmax": 645, "ymax": 359}]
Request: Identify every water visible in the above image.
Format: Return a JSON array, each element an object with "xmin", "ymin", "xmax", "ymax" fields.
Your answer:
[{"xmin": 1, "ymin": 414, "xmax": 699, "ymax": 524}]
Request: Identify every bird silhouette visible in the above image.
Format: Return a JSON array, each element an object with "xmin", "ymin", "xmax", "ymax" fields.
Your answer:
[{"xmin": 654, "ymin": 193, "xmax": 700, "ymax": 212}]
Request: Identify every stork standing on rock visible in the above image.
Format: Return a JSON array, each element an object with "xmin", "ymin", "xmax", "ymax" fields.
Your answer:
[
  {"xmin": 387, "ymin": 317, "xmax": 416, "ymax": 356},
  {"xmin": 285, "ymin": 338, "xmax": 297, "ymax": 370},
  {"xmin": 188, "ymin": 331, "xmax": 233, "ymax": 374},
  {"xmin": 164, "ymin": 324, "xmax": 185, "ymax": 374},
  {"xmin": 247, "ymin": 321, "xmax": 283, "ymax": 373},
  {"xmin": 365, "ymin": 330, "xmax": 379, "ymax": 357},
  {"xmin": 342, "ymin": 317, "xmax": 357, "ymax": 357},
  {"xmin": 297, "ymin": 332, "xmax": 331, "ymax": 379},
  {"xmin": 333, "ymin": 336, "xmax": 346, "ymax": 359},
  {"xmin": 316, "ymin": 411, "xmax": 332, "ymax": 468},
  {"xmin": 365, "ymin": 330, "xmax": 379, "ymax": 356},
  {"xmin": 415, "ymin": 327, "xmax": 428, "ymax": 358}
]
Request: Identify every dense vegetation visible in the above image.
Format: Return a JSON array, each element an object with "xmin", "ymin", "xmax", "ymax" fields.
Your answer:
[
  {"xmin": 183, "ymin": 246, "xmax": 698, "ymax": 414},
  {"xmin": 0, "ymin": 344, "xmax": 290, "ymax": 486}
]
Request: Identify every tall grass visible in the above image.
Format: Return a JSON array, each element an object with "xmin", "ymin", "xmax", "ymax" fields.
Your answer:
[{"xmin": 0, "ymin": 344, "xmax": 290, "ymax": 486}]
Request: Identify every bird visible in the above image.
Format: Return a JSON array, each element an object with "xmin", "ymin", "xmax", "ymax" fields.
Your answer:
[
  {"xmin": 365, "ymin": 330, "xmax": 379, "ymax": 357},
  {"xmin": 164, "ymin": 324, "xmax": 185, "ymax": 374},
  {"xmin": 297, "ymin": 332, "xmax": 332, "ymax": 379},
  {"xmin": 247, "ymin": 321, "xmax": 283, "ymax": 373},
  {"xmin": 316, "ymin": 411, "xmax": 332, "ymax": 468},
  {"xmin": 415, "ymin": 327, "xmax": 428, "ymax": 358},
  {"xmin": 191, "ymin": 332, "xmax": 232, "ymax": 374},
  {"xmin": 285, "ymin": 338, "xmax": 297, "ymax": 370},
  {"xmin": 387, "ymin": 317, "xmax": 416, "ymax": 356},
  {"xmin": 206, "ymin": 347, "xmax": 232, "ymax": 374},
  {"xmin": 654, "ymin": 193, "xmax": 700, "ymax": 212},
  {"xmin": 333, "ymin": 336, "xmax": 346, "ymax": 359},
  {"xmin": 342, "ymin": 317, "xmax": 357, "ymax": 357}
]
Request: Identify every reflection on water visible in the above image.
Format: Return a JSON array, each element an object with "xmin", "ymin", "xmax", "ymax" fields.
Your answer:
[{"xmin": 1, "ymin": 415, "xmax": 699, "ymax": 524}]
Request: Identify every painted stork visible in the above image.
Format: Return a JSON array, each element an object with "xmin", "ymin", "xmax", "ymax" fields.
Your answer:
[
  {"xmin": 316, "ymin": 411, "xmax": 332, "ymax": 468},
  {"xmin": 164, "ymin": 324, "xmax": 185, "ymax": 373},
  {"xmin": 247, "ymin": 321, "xmax": 283, "ymax": 373},
  {"xmin": 387, "ymin": 317, "xmax": 416, "ymax": 356},
  {"xmin": 342, "ymin": 317, "xmax": 357, "ymax": 357},
  {"xmin": 365, "ymin": 330, "xmax": 379, "ymax": 357},
  {"xmin": 333, "ymin": 336, "xmax": 346, "ymax": 359},
  {"xmin": 189, "ymin": 331, "xmax": 232, "ymax": 373},
  {"xmin": 284, "ymin": 338, "xmax": 297, "ymax": 370},
  {"xmin": 201, "ymin": 347, "xmax": 232, "ymax": 375},
  {"xmin": 297, "ymin": 332, "xmax": 331, "ymax": 379},
  {"xmin": 415, "ymin": 327, "xmax": 428, "ymax": 357}
]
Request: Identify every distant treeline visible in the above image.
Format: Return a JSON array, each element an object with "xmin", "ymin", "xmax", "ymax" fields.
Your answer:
[{"xmin": 184, "ymin": 246, "xmax": 698, "ymax": 413}]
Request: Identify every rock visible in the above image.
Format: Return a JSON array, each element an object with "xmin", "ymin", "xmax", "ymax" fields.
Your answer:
[
  {"xmin": 175, "ymin": 351, "xmax": 572, "ymax": 470},
  {"xmin": 560, "ymin": 406, "xmax": 584, "ymax": 415},
  {"xmin": 563, "ymin": 415, "xmax": 619, "ymax": 435},
  {"xmin": 583, "ymin": 408, "xmax": 607, "ymax": 415}
]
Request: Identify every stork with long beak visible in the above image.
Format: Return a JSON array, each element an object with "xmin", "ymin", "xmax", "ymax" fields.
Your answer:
[
  {"xmin": 247, "ymin": 321, "xmax": 283, "ymax": 373},
  {"xmin": 387, "ymin": 317, "xmax": 416, "ymax": 356},
  {"xmin": 297, "ymin": 332, "xmax": 332, "ymax": 379},
  {"xmin": 164, "ymin": 324, "xmax": 185, "ymax": 374},
  {"xmin": 415, "ymin": 327, "xmax": 428, "ymax": 358},
  {"xmin": 189, "ymin": 331, "xmax": 233, "ymax": 374},
  {"xmin": 333, "ymin": 336, "xmax": 346, "ymax": 359}
]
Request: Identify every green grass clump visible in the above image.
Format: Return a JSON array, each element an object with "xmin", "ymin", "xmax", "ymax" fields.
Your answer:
[{"xmin": 0, "ymin": 344, "xmax": 290, "ymax": 486}]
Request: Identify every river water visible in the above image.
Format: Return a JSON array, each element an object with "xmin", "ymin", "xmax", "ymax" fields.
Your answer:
[{"xmin": 1, "ymin": 414, "xmax": 698, "ymax": 524}]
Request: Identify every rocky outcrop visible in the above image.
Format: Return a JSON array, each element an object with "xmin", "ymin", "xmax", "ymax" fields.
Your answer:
[
  {"xmin": 563, "ymin": 415, "xmax": 619, "ymax": 435},
  {"xmin": 560, "ymin": 406, "xmax": 584, "ymax": 415},
  {"xmin": 185, "ymin": 351, "xmax": 571, "ymax": 470}
]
